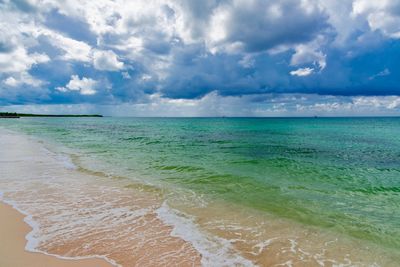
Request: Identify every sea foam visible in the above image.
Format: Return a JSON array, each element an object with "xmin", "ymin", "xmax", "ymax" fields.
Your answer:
[{"xmin": 156, "ymin": 201, "xmax": 254, "ymax": 267}]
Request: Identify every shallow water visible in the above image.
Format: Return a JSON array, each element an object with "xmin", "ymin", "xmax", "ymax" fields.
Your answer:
[{"xmin": 1, "ymin": 117, "xmax": 400, "ymax": 266}]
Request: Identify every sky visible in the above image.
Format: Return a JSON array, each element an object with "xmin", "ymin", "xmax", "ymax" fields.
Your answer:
[{"xmin": 1, "ymin": 0, "xmax": 400, "ymax": 116}]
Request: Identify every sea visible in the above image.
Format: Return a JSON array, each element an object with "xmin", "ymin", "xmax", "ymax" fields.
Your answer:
[{"xmin": 0, "ymin": 117, "xmax": 399, "ymax": 266}]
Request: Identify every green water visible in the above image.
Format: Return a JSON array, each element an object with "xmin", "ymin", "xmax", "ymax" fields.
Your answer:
[{"xmin": 1, "ymin": 117, "xmax": 400, "ymax": 251}]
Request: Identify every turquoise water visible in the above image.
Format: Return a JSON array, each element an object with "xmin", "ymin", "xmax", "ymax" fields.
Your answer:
[{"xmin": 1, "ymin": 117, "xmax": 400, "ymax": 252}]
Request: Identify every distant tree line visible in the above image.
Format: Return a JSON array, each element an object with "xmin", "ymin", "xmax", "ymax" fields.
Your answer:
[
  {"xmin": 0, "ymin": 112, "xmax": 102, "ymax": 117},
  {"xmin": 0, "ymin": 112, "xmax": 20, "ymax": 118}
]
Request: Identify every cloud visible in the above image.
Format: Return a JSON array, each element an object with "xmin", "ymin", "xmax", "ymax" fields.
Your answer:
[
  {"xmin": 48, "ymin": 32, "xmax": 93, "ymax": 62},
  {"xmin": 93, "ymin": 49, "xmax": 124, "ymax": 71},
  {"xmin": 0, "ymin": 47, "xmax": 49, "ymax": 73},
  {"xmin": 57, "ymin": 75, "xmax": 98, "ymax": 95},
  {"xmin": 352, "ymin": 0, "xmax": 400, "ymax": 39},
  {"xmin": 3, "ymin": 77, "xmax": 18, "ymax": 86},
  {"xmin": 352, "ymin": 95, "xmax": 400, "ymax": 109},
  {"xmin": 1, "ymin": 0, "xmax": 400, "ymax": 114},
  {"xmin": 18, "ymin": 25, "xmax": 122, "ymax": 70},
  {"xmin": 369, "ymin": 68, "xmax": 391, "ymax": 80},
  {"xmin": 3, "ymin": 72, "xmax": 45, "ymax": 87},
  {"xmin": 3, "ymin": 93, "xmax": 400, "ymax": 117},
  {"xmin": 121, "ymin": 72, "xmax": 131, "ymax": 79},
  {"xmin": 290, "ymin": 37, "xmax": 327, "ymax": 71},
  {"xmin": 290, "ymin": 67, "xmax": 314, "ymax": 77},
  {"xmin": 206, "ymin": 0, "xmax": 329, "ymax": 53}
]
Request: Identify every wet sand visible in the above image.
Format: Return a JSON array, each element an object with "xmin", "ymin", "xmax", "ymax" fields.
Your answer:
[
  {"xmin": 0, "ymin": 201, "xmax": 112, "ymax": 267},
  {"xmin": 0, "ymin": 129, "xmax": 202, "ymax": 266}
]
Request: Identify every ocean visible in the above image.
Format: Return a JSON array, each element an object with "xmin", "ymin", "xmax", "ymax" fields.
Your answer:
[{"xmin": 1, "ymin": 117, "xmax": 399, "ymax": 266}]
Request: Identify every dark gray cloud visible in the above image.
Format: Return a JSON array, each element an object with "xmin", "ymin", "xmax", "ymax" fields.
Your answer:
[
  {"xmin": 215, "ymin": 0, "xmax": 330, "ymax": 52},
  {"xmin": 45, "ymin": 10, "xmax": 97, "ymax": 45},
  {"xmin": 1, "ymin": 0, "xmax": 400, "ymax": 116}
]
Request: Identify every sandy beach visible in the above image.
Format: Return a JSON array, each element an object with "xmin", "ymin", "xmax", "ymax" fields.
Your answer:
[
  {"xmin": 0, "ymin": 129, "xmax": 202, "ymax": 266},
  {"xmin": 0, "ymin": 202, "xmax": 111, "ymax": 267}
]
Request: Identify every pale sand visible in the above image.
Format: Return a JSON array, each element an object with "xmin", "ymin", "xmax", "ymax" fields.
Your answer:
[
  {"xmin": 0, "ymin": 201, "xmax": 112, "ymax": 267},
  {"xmin": 0, "ymin": 129, "xmax": 201, "ymax": 266}
]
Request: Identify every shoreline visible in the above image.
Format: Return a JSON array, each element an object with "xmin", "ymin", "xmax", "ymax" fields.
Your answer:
[
  {"xmin": 0, "ymin": 201, "xmax": 113, "ymax": 267},
  {"xmin": 0, "ymin": 128, "xmax": 203, "ymax": 266},
  {"xmin": 1, "ymin": 126, "xmax": 399, "ymax": 266}
]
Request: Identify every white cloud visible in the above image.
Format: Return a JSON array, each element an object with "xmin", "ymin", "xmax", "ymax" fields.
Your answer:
[
  {"xmin": 293, "ymin": 95, "xmax": 400, "ymax": 115},
  {"xmin": 4, "ymin": 94, "xmax": 400, "ymax": 117},
  {"xmin": 238, "ymin": 55, "xmax": 255, "ymax": 68},
  {"xmin": 290, "ymin": 37, "xmax": 327, "ymax": 71},
  {"xmin": 0, "ymin": 47, "xmax": 49, "ymax": 73},
  {"xmin": 352, "ymin": 0, "xmax": 400, "ymax": 39},
  {"xmin": 319, "ymin": 1, "xmax": 360, "ymax": 46},
  {"xmin": 27, "ymin": 27, "xmax": 93, "ymax": 62},
  {"xmin": 34, "ymin": 28, "xmax": 125, "ymax": 71},
  {"xmin": 93, "ymin": 49, "xmax": 124, "ymax": 71},
  {"xmin": 3, "ymin": 77, "xmax": 18, "ymax": 87},
  {"xmin": 26, "ymin": 26, "xmax": 124, "ymax": 71},
  {"xmin": 3, "ymin": 72, "xmax": 45, "ymax": 87},
  {"xmin": 290, "ymin": 67, "xmax": 314, "ymax": 77},
  {"xmin": 53, "ymin": 34, "xmax": 92, "ymax": 62},
  {"xmin": 352, "ymin": 96, "xmax": 400, "ymax": 109},
  {"xmin": 57, "ymin": 75, "xmax": 98, "ymax": 95},
  {"xmin": 1, "ymin": 0, "xmax": 400, "ymax": 108}
]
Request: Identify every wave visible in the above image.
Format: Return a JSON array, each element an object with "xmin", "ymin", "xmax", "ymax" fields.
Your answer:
[{"xmin": 156, "ymin": 201, "xmax": 254, "ymax": 267}]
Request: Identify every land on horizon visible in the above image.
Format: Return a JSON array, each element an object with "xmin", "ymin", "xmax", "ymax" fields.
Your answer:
[{"xmin": 0, "ymin": 112, "xmax": 103, "ymax": 118}]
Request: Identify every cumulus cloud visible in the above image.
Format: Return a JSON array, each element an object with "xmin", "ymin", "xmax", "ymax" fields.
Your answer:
[
  {"xmin": 0, "ymin": 47, "xmax": 49, "ymax": 73},
  {"xmin": 206, "ymin": 0, "xmax": 329, "ymax": 53},
  {"xmin": 3, "ymin": 72, "xmax": 45, "ymax": 87},
  {"xmin": 33, "ymin": 28, "xmax": 124, "ymax": 70},
  {"xmin": 49, "ymin": 33, "xmax": 93, "ymax": 62},
  {"xmin": 57, "ymin": 75, "xmax": 98, "ymax": 95},
  {"xmin": 1, "ymin": 0, "xmax": 400, "ymax": 115},
  {"xmin": 352, "ymin": 0, "xmax": 400, "ymax": 39},
  {"xmin": 3, "ymin": 77, "xmax": 18, "ymax": 86},
  {"xmin": 290, "ymin": 37, "xmax": 327, "ymax": 71},
  {"xmin": 3, "ymin": 93, "xmax": 400, "ymax": 117},
  {"xmin": 352, "ymin": 95, "xmax": 400, "ymax": 109},
  {"xmin": 93, "ymin": 49, "xmax": 124, "ymax": 71}
]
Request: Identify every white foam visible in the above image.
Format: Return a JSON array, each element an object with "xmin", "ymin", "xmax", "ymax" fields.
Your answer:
[
  {"xmin": 39, "ymin": 145, "xmax": 78, "ymax": 170},
  {"xmin": 0, "ymin": 191, "xmax": 120, "ymax": 267},
  {"xmin": 56, "ymin": 154, "xmax": 77, "ymax": 170},
  {"xmin": 251, "ymin": 238, "xmax": 278, "ymax": 256},
  {"xmin": 156, "ymin": 201, "xmax": 255, "ymax": 267}
]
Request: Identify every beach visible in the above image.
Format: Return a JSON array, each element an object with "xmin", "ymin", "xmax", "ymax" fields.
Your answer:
[
  {"xmin": 1, "ymin": 118, "xmax": 400, "ymax": 266},
  {"xmin": 0, "ymin": 128, "xmax": 202, "ymax": 266},
  {"xmin": 0, "ymin": 202, "xmax": 111, "ymax": 267}
]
